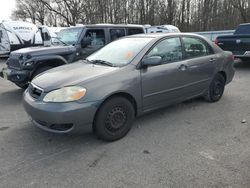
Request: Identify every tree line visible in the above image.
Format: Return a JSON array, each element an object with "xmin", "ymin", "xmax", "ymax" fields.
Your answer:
[{"xmin": 12, "ymin": 0, "xmax": 250, "ymax": 32}]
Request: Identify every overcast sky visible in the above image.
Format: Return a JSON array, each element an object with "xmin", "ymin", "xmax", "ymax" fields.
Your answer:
[{"xmin": 0, "ymin": 0, "xmax": 16, "ymax": 21}]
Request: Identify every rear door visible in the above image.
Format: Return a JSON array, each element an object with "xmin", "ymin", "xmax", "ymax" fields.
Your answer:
[{"xmin": 181, "ymin": 36, "xmax": 217, "ymax": 93}]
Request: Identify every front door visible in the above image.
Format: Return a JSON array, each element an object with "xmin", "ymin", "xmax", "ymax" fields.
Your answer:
[{"xmin": 141, "ymin": 37, "xmax": 191, "ymax": 111}]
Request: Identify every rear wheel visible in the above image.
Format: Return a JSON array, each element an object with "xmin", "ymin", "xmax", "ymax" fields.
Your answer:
[
  {"xmin": 204, "ymin": 73, "xmax": 226, "ymax": 102},
  {"xmin": 93, "ymin": 97, "xmax": 135, "ymax": 141}
]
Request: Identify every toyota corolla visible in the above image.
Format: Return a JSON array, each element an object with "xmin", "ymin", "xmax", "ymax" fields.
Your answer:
[{"xmin": 23, "ymin": 33, "xmax": 235, "ymax": 141}]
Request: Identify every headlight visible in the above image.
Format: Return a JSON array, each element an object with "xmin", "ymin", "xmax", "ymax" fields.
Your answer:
[
  {"xmin": 24, "ymin": 61, "xmax": 34, "ymax": 66},
  {"xmin": 43, "ymin": 86, "xmax": 86, "ymax": 103}
]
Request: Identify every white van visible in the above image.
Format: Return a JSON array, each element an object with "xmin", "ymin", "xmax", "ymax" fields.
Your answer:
[
  {"xmin": 39, "ymin": 26, "xmax": 66, "ymax": 46},
  {"xmin": 0, "ymin": 21, "xmax": 43, "ymax": 56},
  {"xmin": 145, "ymin": 25, "xmax": 181, "ymax": 33}
]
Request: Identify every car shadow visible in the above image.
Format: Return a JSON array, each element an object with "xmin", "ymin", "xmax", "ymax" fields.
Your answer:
[
  {"xmin": 0, "ymin": 88, "xmax": 24, "ymax": 106},
  {"xmin": 20, "ymin": 97, "xmax": 204, "ymax": 147},
  {"xmin": 0, "ymin": 96, "xmax": 209, "ymax": 175},
  {"xmin": 135, "ymin": 97, "xmax": 204, "ymax": 125}
]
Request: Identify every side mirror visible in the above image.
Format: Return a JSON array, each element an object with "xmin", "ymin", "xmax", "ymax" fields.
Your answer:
[
  {"xmin": 81, "ymin": 38, "xmax": 91, "ymax": 48},
  {"xmin": 142, "ymin": 56, "xmax": 162, "ymax": 67}
]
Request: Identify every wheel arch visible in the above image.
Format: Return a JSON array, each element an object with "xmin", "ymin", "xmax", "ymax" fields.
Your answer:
[
  {"xmin": 92, "ymin": 92, "xmax": 138, "ymax": 133},
  {"xmin": 218, "ymin": 71, "xmax": 227, "ymax": 82},
  {"xmin": 93, "ymin": 92, "xmax": 138, "ymax": 121},
  {"xmin": 31, "ymin": 57, "xmax": 67, "ymax": 77}
]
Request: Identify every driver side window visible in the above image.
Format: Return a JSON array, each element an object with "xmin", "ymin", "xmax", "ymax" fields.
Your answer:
[
  {"xmin": 84, "ymin": 29, "xmax": 105, "ymax": 47},
  {"xmin": 147, "ymin": 37, "xmax": 183, "ymax": 64}
]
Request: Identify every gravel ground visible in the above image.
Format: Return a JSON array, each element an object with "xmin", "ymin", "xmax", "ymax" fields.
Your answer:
[{"xmin": 0, "ymin": 58, "xmax": 250, "ymax": 188}]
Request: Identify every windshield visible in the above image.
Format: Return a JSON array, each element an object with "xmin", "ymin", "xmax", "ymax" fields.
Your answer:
[
  {"xmin": 57, "ymin": 27, "xmax": 83, "ymax": 45},
  {"xmin": 87, "ymin": 37, "xmax": 153, "ymax": 66}
]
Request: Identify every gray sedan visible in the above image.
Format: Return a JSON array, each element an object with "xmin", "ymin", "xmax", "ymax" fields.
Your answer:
[{"xmin": 23, "ymin": 33, "xmax": 235, "ymax": 141}]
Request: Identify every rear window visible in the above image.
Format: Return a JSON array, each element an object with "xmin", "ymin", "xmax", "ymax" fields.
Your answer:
[
  {"xmin": 234, "ymin": 25, "xmax": 250, "ymax": 35},
  {"xmin": 110, "ymin": 29, "xmax": 125, "ymax": 41},
  {"xmin": 127, "ymin": 28, "xmax": 144, "ymax": 35}
]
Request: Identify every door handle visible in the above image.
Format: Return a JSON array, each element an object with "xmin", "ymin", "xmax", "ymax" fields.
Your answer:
[
  {"xmin": 179, "ymin": 64, "xmax": 188, "ymax": 71},
  {"xmin": 209, "ymin": 58, "xmax": 216, "ymax": 63}
]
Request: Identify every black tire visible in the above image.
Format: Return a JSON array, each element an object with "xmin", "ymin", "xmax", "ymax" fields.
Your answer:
[
  {"xmin": 31, "ymin": 66, "xmax": 52, "ymax": 80},
  {"xmin": 205, "ymin": 73, "xmax": 226, "ymax": 102},
  {"xmin": 93, "ymin": 97, "xmax": 135, "ymax": 141}
]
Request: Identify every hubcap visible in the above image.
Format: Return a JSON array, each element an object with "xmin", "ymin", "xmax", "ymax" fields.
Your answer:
[{"xmin": 105, "ymin": 107, "xmax": 127, "ymax": 132}]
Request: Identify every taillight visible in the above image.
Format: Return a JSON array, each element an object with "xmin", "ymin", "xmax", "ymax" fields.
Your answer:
[{"xmin": 214, "ymin": 38, "xmax": 219, "ymax": 45}]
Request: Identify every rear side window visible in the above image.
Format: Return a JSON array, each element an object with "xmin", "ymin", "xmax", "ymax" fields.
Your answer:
[
  {"xmin": 110, "ymin": 29, "xmax": 125, "ymax": 41},
  {"xmin": 84, "ymin": 29, "xmax": 105, "ymax": 47},
  {"xmin": 147, "ymin": 37, "xmax": 183, "ymax": 64},
  {"xmin": 182, "ymin": 37, "xmax": 212, "ymax": 59},
  {"xmin": 127, "ymin": 28, "xmax": 144, "ymax": 35}
]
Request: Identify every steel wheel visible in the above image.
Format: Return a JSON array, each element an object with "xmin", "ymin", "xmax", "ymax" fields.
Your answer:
[{"xmin": 94, "ymin": 97, "xmax": 135, "ymax": 141}]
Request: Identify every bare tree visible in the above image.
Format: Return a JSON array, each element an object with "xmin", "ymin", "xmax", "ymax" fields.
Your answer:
[
  {"xmin": 11, "ymin": 0, "xmax": 250, "ymax": 31},
  {"xmin": 12, "ymin": 0, "xmax": 48, "ymax": 25}
]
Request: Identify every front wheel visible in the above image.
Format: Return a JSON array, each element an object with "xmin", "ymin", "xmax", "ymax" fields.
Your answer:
[
  {"xmin": 204, "ymin": 73, "xmax": 226, "ymax": 102},
  {"xmin": 93, "ymin": 97, "xmax": 135, "ymax": 141}
]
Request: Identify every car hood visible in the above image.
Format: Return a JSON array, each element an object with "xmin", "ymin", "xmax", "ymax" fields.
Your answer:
[
  {"xmin": 11, "ymin": 45, "xmax": 75, "ymax": 56},
  {"xmin": 32, "ymin": 62, "xmax": 119, "ymax": 92}
]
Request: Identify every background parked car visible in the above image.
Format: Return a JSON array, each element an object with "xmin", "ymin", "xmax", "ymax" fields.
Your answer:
[
  {"xmin": 215, "ymin": 23, "xmax": 250, "ymax": 62},
  {"xmin": 195, "ymin": 30, "xmax": 235, "ymax": 42},
  {"xmin": 144, "ymin": 25, "xmax": 181, "ymax": 33},
  {"xmin": 39, "ymin": 25, "xmax": 66, "ymax": 47},
  {"xmin": 0, "ymin": 24, "xmax": 144, "ymax": 88}
]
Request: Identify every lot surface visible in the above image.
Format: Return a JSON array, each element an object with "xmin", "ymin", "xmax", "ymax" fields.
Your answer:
[{"xmin": 0, "ymin": 58, "xmax": 250, "ymax": 188}]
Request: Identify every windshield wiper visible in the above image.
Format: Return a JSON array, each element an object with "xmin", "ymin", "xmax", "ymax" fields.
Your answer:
[
  {"xmin": 51, "ymin": 37, "xmax": 68, "ymax": 46},
  {"xmin": 89, "ymin": 59, "xmax": 115, "ymax": 67}
]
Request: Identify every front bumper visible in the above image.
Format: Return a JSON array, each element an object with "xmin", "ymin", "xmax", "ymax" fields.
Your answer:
[
  {"xmin": 23, "ymin": 89, "xmax": 101, "ymax": 133},
  {"xmin": 0, "ymin": 67, "xmax": 30, "ymax": 85}
]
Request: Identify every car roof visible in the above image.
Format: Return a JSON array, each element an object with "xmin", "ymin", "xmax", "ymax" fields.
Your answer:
[
  {"xmin": 239, "ymin": 23, "xmax": 250, "ymax": 26},
  {"xmin": 71, "ymin": 24, "xmax": 144, "ymax": 29},
  {"xmin": 125, "ymin": 32, "xmax": 206, "ymax": 39}
]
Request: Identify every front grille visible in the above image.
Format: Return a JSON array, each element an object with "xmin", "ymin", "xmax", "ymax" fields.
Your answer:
[
  {"xmin": 29, "ymin": 83, "xmax": 43, "ymax": 99},
  {"xmin": 36, "ymin": 120, "xmax": 74, "ymax": 131},
  {"xmin": 8, "ymin": 54, "xmax": 21, "ymax": 69}
]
